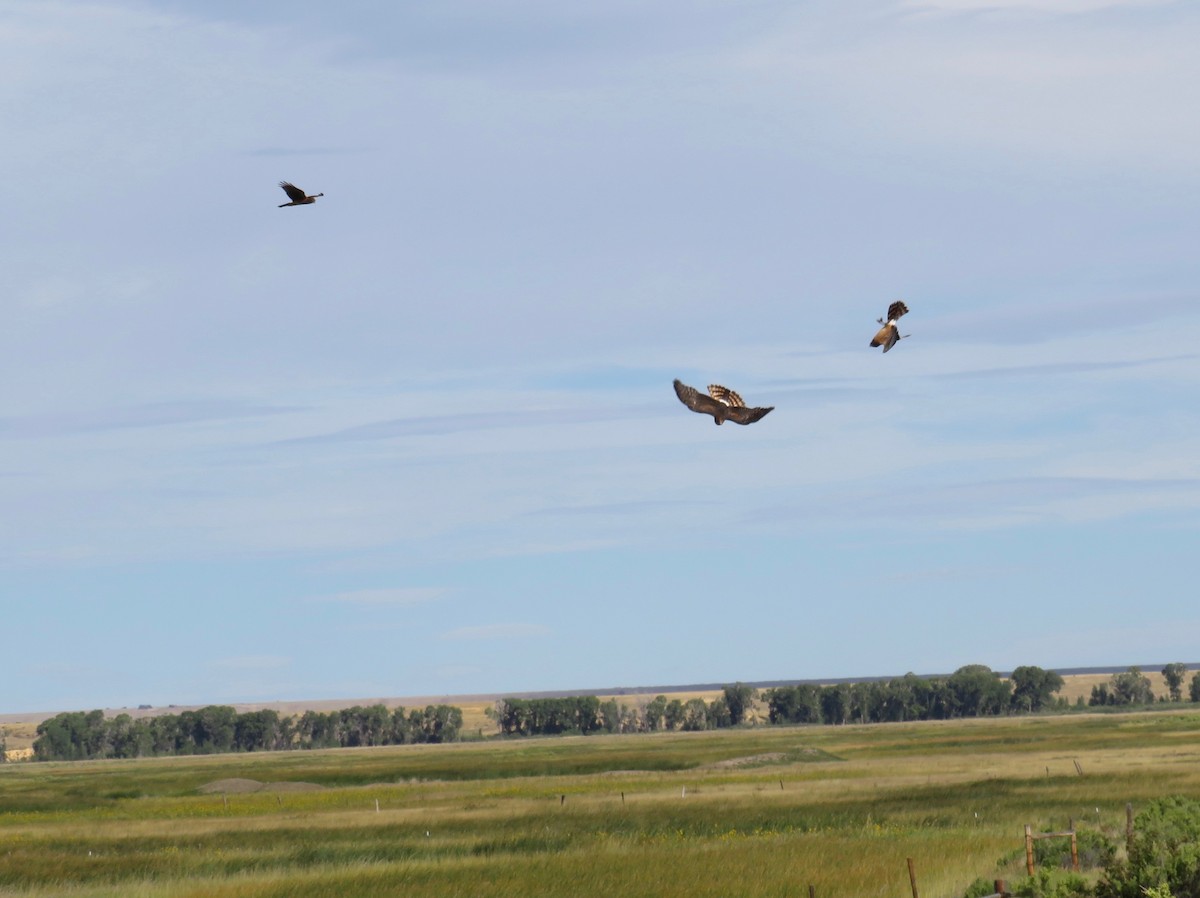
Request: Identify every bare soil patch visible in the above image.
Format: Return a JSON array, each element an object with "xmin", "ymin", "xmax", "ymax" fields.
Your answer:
[
  {"xmin": 705, "ymin": 752, "xmax": 788, "ymax": 769},
  {"xmin": 196, "ymin": 779, "xmax": 325, "ymax": 794}
]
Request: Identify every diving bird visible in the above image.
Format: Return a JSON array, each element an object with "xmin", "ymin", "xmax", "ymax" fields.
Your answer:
[
  {"xmin": 673, "ymin": 379, "xmax": 773, "ymax": 426},
  {"xmin": 870, "ymin": 301, "xmax": 910, "ymax": 352},
  {"xmin": 278, "ymin": 181, "xmax": 323, "ymax": 207}
]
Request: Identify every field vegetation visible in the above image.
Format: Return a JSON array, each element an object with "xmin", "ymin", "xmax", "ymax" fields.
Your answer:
[{"xmin": 3, "ymin": 709, "xmax": 1200, "ymax": 897}]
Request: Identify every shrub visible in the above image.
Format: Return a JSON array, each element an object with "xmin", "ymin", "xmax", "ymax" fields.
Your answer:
[
  {"xmin": 1013, "ymin": 870, "xmax": 1092, "ymax": 898},
  {"xmin": 963, "ymin": 876, "xmax": 999, "ymax": 898},
  {"xmin": 1034, "ymin": 829, "xmax": 1116, "ymax": 871},
  {"xmin": 1095, "ymin": 796, "xmax": 1200, "ymax": 898}
]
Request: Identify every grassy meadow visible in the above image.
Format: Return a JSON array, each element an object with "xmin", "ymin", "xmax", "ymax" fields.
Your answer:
[{"xmin": 3, "ymin": 709, "xmax": 1200, "ymax": 897}]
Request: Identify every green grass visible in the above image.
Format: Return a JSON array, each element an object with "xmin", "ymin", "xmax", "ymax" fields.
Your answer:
[{"xmin": 2, "ymin": 711, "xmax": 1199, "ymax": 897}]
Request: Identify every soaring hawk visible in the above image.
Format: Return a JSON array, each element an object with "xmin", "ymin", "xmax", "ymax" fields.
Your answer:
[
  {"xmin": 673, "ymin": 379, "xmax": 774, "ymax": 425},
  {"xmin": 870, "ymin": 301, "xmax": 910, "ymax": 352},
  {"xmin": 278, "ymin": 181, "xmax": 324, "ymax": 207}
]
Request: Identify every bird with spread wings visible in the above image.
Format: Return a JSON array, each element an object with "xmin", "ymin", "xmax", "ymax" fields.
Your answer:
[
  {"xmin": 869, "ymin": 301, "xmax": 910, "ymax": 352},
  {"xmin": 278, "ymin": 181, "xmax": 324, "ymax": 207},
  {"xmin": 673, "ymin": 379, "xmax": 774, "ymax": 425}
]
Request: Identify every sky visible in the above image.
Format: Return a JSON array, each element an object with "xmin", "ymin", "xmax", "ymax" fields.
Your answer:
[{"xmin": 3, "ymin": 0, "xmax": 1199, "ymax": 714}]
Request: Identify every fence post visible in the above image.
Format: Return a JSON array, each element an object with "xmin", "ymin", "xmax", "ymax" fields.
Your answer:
[
  {"xmin": 994, "ymin": 880, "xmax": 1007, "ymax": 897},
  {"xmin": 907, "ymin": 857, "xmax": 919, "ymax": 898},
  {"xmin": 808, "ymin": 886, "xmax": 815, "ymax": 898},
  {"xmin": 1070, "ymin": 826, "xmax": 1079, "ymax": 872},
  {"xmin": 1025, "ymin": 824, "xmax": 1035, "ymax": 875}
]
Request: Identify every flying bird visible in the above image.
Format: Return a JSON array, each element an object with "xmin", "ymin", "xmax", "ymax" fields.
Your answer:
[
  {"xmin": 673, "ymin": 379, "xmax": 773, "ymax": 426},
  {"xmin": 278, "ymin": 181, "xmax": 324, "ymax": 207},
  {"xmin": 870, "ymin": 301, "xmax": 910, "ymax": 352}
]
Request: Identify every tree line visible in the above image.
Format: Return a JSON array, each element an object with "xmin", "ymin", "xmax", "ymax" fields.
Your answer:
[
  {"xmin": 767, "ymin": 663, "xmax": 1199, "ymax": 725},
  {"xmin": 1088, "ymin": 663, "xmax": 1200, "ymax": 707},
  {"xmin": 489, "ymin": 666, "xmax": 1065, "ymax": 735},
  {"xmin": 32, "ymin": 703, "xmax": 464, "ymax": 761},
  {"xmin": 488, "ymin": 685, "xmax": 762, "ymax": 737},
  {"xmin": 28, "ymin": 663, "xmax": 1198, "ymax": 760},
  {"xmin": 491, "ymin": 663, "xmax": 1198, "ymax": 736}
]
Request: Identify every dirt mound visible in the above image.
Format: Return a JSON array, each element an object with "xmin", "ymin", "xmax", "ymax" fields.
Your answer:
[
  {"xmin": 198, "ymin": 778, "xmax": 264, "ymax": 794},
  {"xmin": 705, "ymin": 752, "xmax": 788, "ymax": 769},
  {"xmin": 197, "ymin": 778, "xmax": 325, "ymax": 794}
]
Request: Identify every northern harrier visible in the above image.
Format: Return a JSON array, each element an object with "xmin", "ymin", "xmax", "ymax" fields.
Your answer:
[
  {"xmin": 278, "ymin": 181, "xmax": 324, "ymax": 207},
  {"xmin": 673, "ymin": 379, "xmax": 773, "ymax": 426},
  {"xmin": 870, "ymin": 301, "xmax": 910, "ymax": 352}
]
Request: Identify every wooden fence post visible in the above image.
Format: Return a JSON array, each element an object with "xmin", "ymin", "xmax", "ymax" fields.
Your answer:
[
  {"xmin": 994, "ymin": 880, "xmax": 1007, "ymax": 897},
  {"xmin": 907, "ymin": 857, "xmax": 919, "ymax": 898},
  {"xmin": 1070, "ymin": 826, "xmax": 1079, "ymax": 872},
  {"xmin": 1025, "ymin": 824, "xmax": 1035, "ymax": 875},
  {"xmin": 808, "ymin": 885, "xmax": 815, "ymax": 898}
]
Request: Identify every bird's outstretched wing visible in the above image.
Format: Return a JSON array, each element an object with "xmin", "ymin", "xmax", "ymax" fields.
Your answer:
[
  {"xmin": 707, "ymin": 384, "xmax": 745, "ymax": 408},
  {"xmin": 674, "ymin": 379, "xmax": 725, "ymax": 417},
  {"xmin": 675, "ymin": 379, "xmax": 772, "ymax": 425},
  {"xmin": 726, "ymin": 404, "xmax": 774, "ymax": 425},
  {"xmin": 279, "ymin": 181, "xmax": 307, "ymax": 203},
  {"xmin": 886, "ymin": 301, "xmax": 909, "ymax": 322}
]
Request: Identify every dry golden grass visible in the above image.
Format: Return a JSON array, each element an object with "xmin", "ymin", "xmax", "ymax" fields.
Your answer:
[
  {"xmin": 1054, "ymin": 670, "xmax": 1175, "ymax": 704},
  {"xmin": 1, "ymin": 721, "xmax": 38, "ymax": 754},
  {"xmin": 5, "ymin": 710, "xmax": 1200, "ymax": 897}
]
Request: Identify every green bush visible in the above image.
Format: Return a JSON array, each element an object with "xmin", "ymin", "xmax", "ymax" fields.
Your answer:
[
  {"xmin": 1013, "ymin": 870, "xmax": 1092, "ymax": 898},
  {"xmin": 1034, "ymin": 829, "xmax": 1116, "ymax": 870},
  {"xmin": 963, "ymin": 876, "xmax": 1000, "ymax": 898},
  {"xmin": 1095, "ymin": 796, "xmax": 1200, "ymax": 898}
]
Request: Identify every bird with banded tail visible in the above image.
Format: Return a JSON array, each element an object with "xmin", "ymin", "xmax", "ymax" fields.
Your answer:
[
  {"xmin": 278, "ymin": 181, "xmax": 323, "ymax": 207},
  {"xmin": 870, "ymin": 301, "xmax": 910, "ymax": 352},
  {"xmin": 673, "ymin": 379, "xmax": 773, "ymax": 425}
]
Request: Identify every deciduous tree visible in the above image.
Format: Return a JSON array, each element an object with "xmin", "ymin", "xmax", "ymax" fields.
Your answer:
[
  {"xmin": 721, "ymin": 683, "xmax": 758, "ymax": 726},
  {"xmin": 1110, "ymin": 667, "xmax": 1155, "ymax": 705},
  {"xmin": 1009, "ymin": 665, "xmax": 1065, "ymax": 713},
  {"xmin": 1162, "ymin": 663, "xmax": 1188, "ymax": 702}
]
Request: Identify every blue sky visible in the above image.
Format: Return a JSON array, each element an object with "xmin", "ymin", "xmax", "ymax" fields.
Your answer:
[{"xmin": 3, "ymin": 0, "xmax": 1199, "ymax": 714}]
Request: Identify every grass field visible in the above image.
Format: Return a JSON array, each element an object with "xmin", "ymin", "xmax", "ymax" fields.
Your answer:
[{"xmin": 3, "ymin": 709, "xmax": 1200, "ymax": 897}]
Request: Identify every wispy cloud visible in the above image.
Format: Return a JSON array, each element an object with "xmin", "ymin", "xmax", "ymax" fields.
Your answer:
[
  {"xmin": 313, "ymin": 587, "xmax": 448, "ymax": 606},
  {"xmin": 925, "ymin": 295, "xmax": 1200, "ymax": 346},
  {"xmin": 209, "ymin": 655, "xmax": 291, "ymax": 671},
  {"xmin": 882, "ymin": 563, "xmax": 1029, "ymax": 584},
  {"xmin": 903, "ymin": 0, "xmax": 1171, "ymax": 14},
  {"xmin": 525, "ymin": 499, "xmax": 716, "ymax": 517},
  {"xmin": 923, "ymin": 354, "xmax": 1200, "ymax": 382},
  {"xmin": 441, "ymin": 623, "xmax": 551, "ymax": 641},
  {"xmin": 0, "ymin": 400, "xmax": 304, "ymax": 440},
  {"xmin": 757, "ymin": 476, "xmax": 1200, "ymax": 530},
  {"xmin": 244, "ymin": 146, "xmax": 368, "ymax": 156},
  {"xmin": 278, "ymin": 403, "xmax": 663, "ymax": 444}
]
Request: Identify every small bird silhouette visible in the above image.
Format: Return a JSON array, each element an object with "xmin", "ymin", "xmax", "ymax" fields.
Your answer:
[
  {"xmin": 870, "ymin": 301, "xmax": 910, "ymax": 352},
  {"xmin": 278, "ymin": 181, "xmax": 324, "ymax": 207},
  {"xmin": 673, "ymin": 379, "xmax": 773, "ymax": 426}
]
